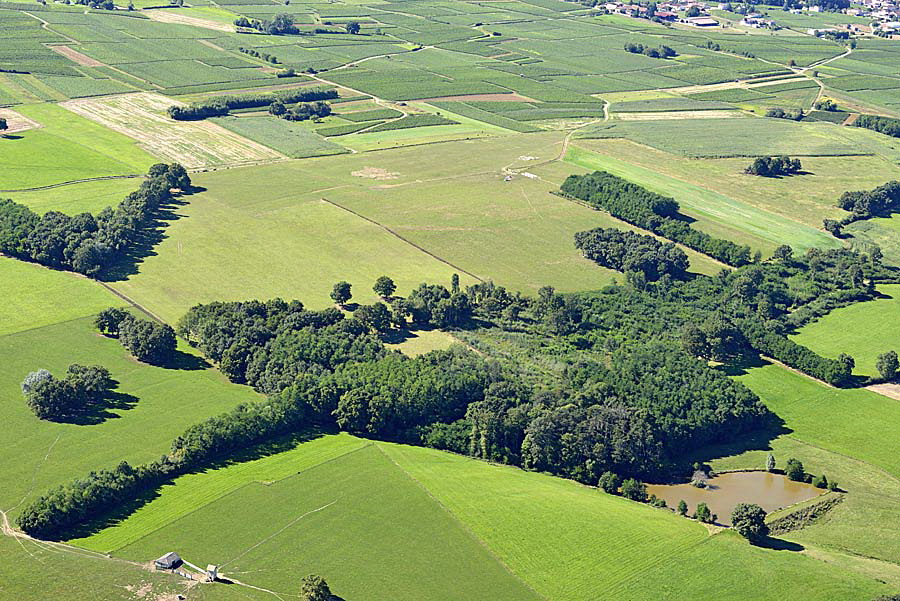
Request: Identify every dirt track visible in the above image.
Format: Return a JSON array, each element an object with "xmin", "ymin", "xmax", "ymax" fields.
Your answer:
[{"xmin": 48, "ymin": 45, "xmax": 106, "ymax": 67}]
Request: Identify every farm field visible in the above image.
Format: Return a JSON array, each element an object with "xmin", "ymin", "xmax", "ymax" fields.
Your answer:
[
  {"xmin": 0, "ymin": 103, "xmax": 155, "ymax": 190},
  {"xmin": 1, "ymin": 0, "xmax": 899, "ymax": 598},
  {"xmin": 0, "ymin": 315, "xmax": 259, "ymax": 516},
  {"xmin": 791, "ymin": 284, "xmax": 900, "ymax": 378},
  {"xmin": 0, "ymin": 256, "xmax": 124, "ymax": 337},
  {"xmin": 7, "ymin": 177, "xmax": 143, "ymax": 215},
  {"xmin": 60, "ymin": 92, "xmax": 286, "ymax": 169}
]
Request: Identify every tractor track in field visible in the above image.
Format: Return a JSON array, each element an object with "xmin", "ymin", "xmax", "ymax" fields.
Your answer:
[
  {"xmin": 319, "ymin": 196, "xmax": 485, "ymax": 283},
  {"xmin": 0, "ymin": 174, "xmax": 145, "ymax": 194}
]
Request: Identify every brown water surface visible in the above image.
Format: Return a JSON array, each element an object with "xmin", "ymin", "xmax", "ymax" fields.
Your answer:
[{"xmin": 646, "ymin": 471, "xmax": 822, "ymax": 525}]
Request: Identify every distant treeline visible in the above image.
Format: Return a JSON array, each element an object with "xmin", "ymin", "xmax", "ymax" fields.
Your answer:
[
  {"xmin": 0, "ymin": 164, "xmax": 189, "ymax": 277},
  {"xmin": 623, "ymin": 42, "xmax": 677, "ymax": 59},
  {"xmin": 561, "ymin": 171, "xmax": 753, "ymax": 266},
  {"xmin": 167, "ymin": 86, "xmax": 337, "ymax": 120},
  {"xmin": 854, "ymin": 114, "xmax": 900, "ymax": 138}
]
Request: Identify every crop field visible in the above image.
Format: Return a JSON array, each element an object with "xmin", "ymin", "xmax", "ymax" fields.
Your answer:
[
  {"xmin": 0, "ymin": 103, "xmax": 155, "ymax": 190},
  {"xmin": 790, "ymin": 284, "xmax": 900, "ymax": 379},
  {"xmin": 577, "ymin": 118, "xmax": 866, "ymax": 158},
  {"xmin": 211, "ymin": 115, "xmax": 349, "ymax": 158},
  {"xmin": 61, "ymin": 92, "xmax": 286, "ymax": 169}
]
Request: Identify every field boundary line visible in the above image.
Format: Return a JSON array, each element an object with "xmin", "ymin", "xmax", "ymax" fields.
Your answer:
[
  {"xmin": 374, "ymin": 443, "xmax": 550, "ymax": 601},
  {"xmin": 0, "ymin": 174, "xmax": 145, "ymax": 194},
  {"xmin": 92, "ymin": 441, "xmax": 375, "ymax": 554},
  {"xmin": 319, "ymin": 196, "xmax": 484, "ymax": 282}
]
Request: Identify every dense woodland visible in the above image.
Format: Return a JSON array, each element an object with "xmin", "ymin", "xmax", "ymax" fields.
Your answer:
[
  {"xmin": 0, "ymin": 164, "xmax": 189, "ymax": 276},
  {"xmin": 854, "ymin": 114, "xmax": 900, "ymax": 138},
  {"xmin": 561, "ymin": 171, "xmax": 754, "ymax": 266}
]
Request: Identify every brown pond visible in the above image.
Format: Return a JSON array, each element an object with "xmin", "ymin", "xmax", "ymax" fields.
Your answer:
[{"xmin": 646, "ymin": 471, "xmax": 822, "ymax": 525}]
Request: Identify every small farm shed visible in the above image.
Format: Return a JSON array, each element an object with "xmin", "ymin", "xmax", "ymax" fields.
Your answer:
[{"xmin": 155, "ymin": 552, "xmax": 182, "ymax": 570}]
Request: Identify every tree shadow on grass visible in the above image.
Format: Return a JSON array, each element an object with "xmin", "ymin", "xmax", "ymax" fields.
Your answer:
[
  {"xmin": 157, "ymin": 348, "xmax": 210, "ymax": 371},
  {"xmin": 49, "ymin": 380, "xmax": 140, "ymax": 426},
  {"xmin": 49, "ymin": 428, "xmax": 331, "ymax": 541},
  {"xmin": 754, "ymin": 535, "xmax": 804, "ymax": 552},
  {"xmin": 98, "ymin": 188, "xmax": 205, "ymax": 283}
]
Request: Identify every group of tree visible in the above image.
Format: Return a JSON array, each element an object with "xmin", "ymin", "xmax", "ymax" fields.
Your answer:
[
  {"xmin": 877, "ymin": 350, "xmax": 898, "ymax": 381},
  {"xmin": 234, "ymin": 13, "xmax": 298, "ymax": 35},
  {"xmin": 96, "ymin": 308, "xmax": 176, "ymax": 365},
  {"xmin": 238, "ymin": 47, "xmax": 280, "ymax": 64},
  {"xmin": 19, "ymin": 246, "xmax": 899, "ymax": 538},
  {"xmin": 837, "ymin": 180, "xmax": 900, "ymax": 224},
  {"xmin": 575, "ymin": 227, "xmax": 689, "ymax": 281},
  {"xmin": 814, "ymin": 98, "xmax": 839, "ymax": 111},
  {"xmin": 744, "ymin": 156, "xmax": 802, "ymax": 177},
  {"xmin": 21, "ymin": 365, "xmax": 114, "ymax": 421},
  {"xmin": 623, "ymin": 42, "xmax": 677, "ymax": 59},
  {"xmin": 0, "ymin": 163, "xmax": 190, "ymax": 277},
  {"xmin": 272, "ymin": 100, "xmax": 332, "ymax": 121},
  {"xmin": 853, "ymin": 114, "xmax": 900, "ymax": 138},
  {"xmin": 561, "ymin": 171, "xmax": 753, "ymax": 266},
  {"xmin": 167, "ymin": 87, "xmax": 337, "ymax": 120},
  {"xmin": 765, "ymin": 107, "xmax": 803, "ymax": 121}
]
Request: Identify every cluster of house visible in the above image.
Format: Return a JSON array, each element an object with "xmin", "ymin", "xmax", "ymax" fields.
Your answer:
[{"xmin": 602, "ymin": 1, "xmax": 720, "ymax": 25}]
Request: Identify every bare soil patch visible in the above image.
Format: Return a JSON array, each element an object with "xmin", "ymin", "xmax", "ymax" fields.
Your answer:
[
  {"xmin": 615, "ymin": 110, "xmax": 746, "ymax": 121},
  {"xmin": 145, "ymin": 9, "xmax": 234, "ymax": 33},
  {"xmin": 0, "ymin": 108, "xmax": 41, "ymax": 133},
  {"xmin": 418, "ymin": 93, "xmax": 535, "ymax": 103},
  {"xmin": 866, "ymin": 382, "xmax": 900, "ymax": 401},
  {"xmin": 61, "ymin": 92, "xmax": 285, "ymax": 169},
  {"xmin": 198, "ymin": 39, "xmax": 225, "ymax": 51},
  {"xmin": 48, "ymin": 44, "xmax": 106, "ymax": 67},
  {"xmin": 352, "ymin": 166, "xmax": 400, "ymax": 180}
]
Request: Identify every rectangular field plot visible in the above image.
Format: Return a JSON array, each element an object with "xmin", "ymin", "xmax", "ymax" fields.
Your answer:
[
  {"xmin": 60, "ymin": 92, "xmax": 286, "ymax": 169},
  {"xmin": 578, "ymin": 117, "xmax": 864, "ymax": 157},
  {"xmin": 211, "ymin": 115, "xmax": 349, "ymax": 158}
]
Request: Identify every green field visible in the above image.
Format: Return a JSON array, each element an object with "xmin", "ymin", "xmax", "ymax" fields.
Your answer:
[
  {"xmin": 791, "ymin": 284, "xmax": 900, "ymax": 378},
  {"xmin": 212, "ymin": 115, "xmax": 350, "ymax": 158},
  {"xmin": 563, "ymin": 144, "xmax": 842, "ymax": 256},
  {"xmin": 735, "ymin": 361, "xmax": 900, "ymax": 478},
  {"xmin": 0, "ymin": 257, "xmax": 124, "ymax": 337},
  {"xmin": 1, "ymin": 104, "xmax": 156, "ymax": 190},
  {"xmin": 0, "ymin": 315, "xmax": 258, "ymax": 515},
  {"xmin": 7, "ymin": 177, "xmax": 143, "ymax": 215}
]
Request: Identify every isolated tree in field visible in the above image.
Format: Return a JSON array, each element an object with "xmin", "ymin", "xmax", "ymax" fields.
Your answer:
[
  {"xmin": 694, "ymin": 502, "xmax": 713, "ymax": 523},
  {"xmin": 373, "ymin": 275, "xmax": 396, "ymax": 299},
  {"xmin": 876, "ymin": 350, "xmax": 898, "ymax": 381},
  {"xmin": 597, "ymin": 471, "xmax": 621, "ymax": 494},
  {"xmin": 731, "ymin": 503, "xmax": 768, "ymax": 542},
  {"xmin": 766, "ymin": 453, "xmax": 776, "ymax": 472},
  {"xmin": 95, "ymin": 307, "xmax": 129, "ymax": 336},
  {"xmin": 677, "ymin": 499, "xmax": 688, "ymax": 516},
  {"xmin": 785, "ymin": 458, "xmax": 805, "ymax": 482},
  {"xmin": 331, "ymin": 281, "xmax": 352, "ymax": 306},
  {"xmin": 621, "ymin": 478, "xmax": 647, "ymax": 502},
  {"xmin": 300, "ymin": 574, "xmax": 331, "ymax": 601},
  {"xmin": 345, "ymin": 21, "xmax": 360, "ymax": 34},
  {"xmin": 0, "ymin": 117, "xmax": 7, "ymax": 135}
]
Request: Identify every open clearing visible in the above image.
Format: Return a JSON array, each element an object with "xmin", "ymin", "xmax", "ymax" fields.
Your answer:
[
  {"xmin": 791, "ymin": 284, "xmax": 900, "ymax": 379},
  {"xmin": 61, "ymin": 92, "xmax": 286, "ymax": 169}
]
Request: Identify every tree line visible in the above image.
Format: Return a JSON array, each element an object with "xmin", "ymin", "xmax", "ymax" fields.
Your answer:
[
  {"xmin": 623, "ymin": 42, "xmax": 677, "ymax": 59},
  {"xmin": 167, "ymin": 87, "xmax": 337, "ymax": 121},
  {"xmin": 0, "ymin": 163, "xmax": 189, "ymax": 277},
  {"xmin": 853, "ymin": 114, "xmax": 900, "ymax": 138},
  {"xmin": 825, "ymin": 180, "xmax": 900, "ymax": 237},
  {"xmin": 744, "ymin": 156, "xmax": 802, "ymax": 177},
  {"xmin": 234, "ymin": 13, "xmax": 298, "ymax": 35},
  {"xmin": 561, "ymin": 171, "xmax": 754, "ymax": 266}
]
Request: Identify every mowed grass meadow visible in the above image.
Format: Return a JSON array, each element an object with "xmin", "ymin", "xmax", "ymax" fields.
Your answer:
[
  {"xmin": 1, "ymin": 103, "xmax": 155, "ymax": 190},
  {"xmin": 0, "ymin": 315, "xmax": 259, "ymax": 515},
  {"xmin": 791, "ymin": 284, "xmax": 900, "ymax": 378},
  {"xmin": 0, "ymin": 257, "xmax": 125, "ymax": 337},
  {"xmin": 8, "ymin": 177, "xmax": 143, "ymax": 215}
]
